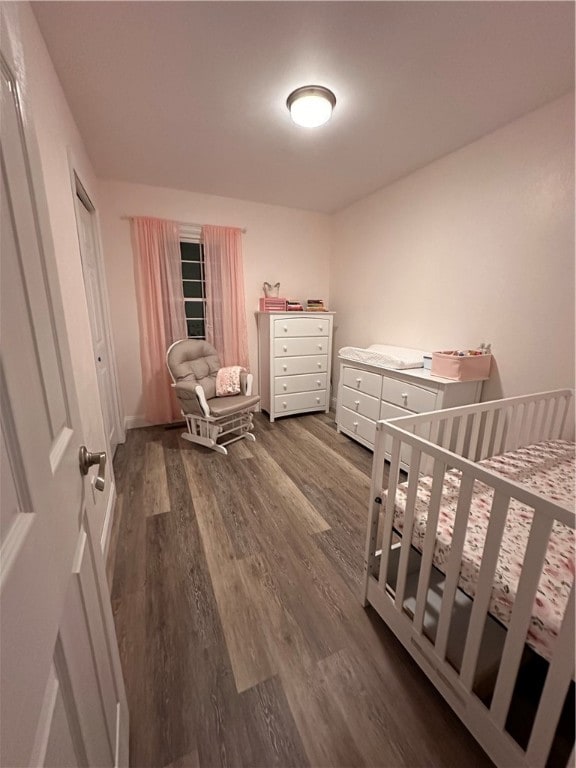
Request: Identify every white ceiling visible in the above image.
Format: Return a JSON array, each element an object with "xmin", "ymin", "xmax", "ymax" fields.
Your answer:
[{"xmin": 33, "ymin": 1, "xmax": 574, "ymax": 214}]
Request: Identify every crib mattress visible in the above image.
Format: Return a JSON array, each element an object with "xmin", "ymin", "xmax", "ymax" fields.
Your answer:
[
  {"xmin": 387, "ymin": 439, "xmax": 575, "ymax": 661},
  {"xmin": 338, "ymin": 344, "xmax": 426, "ymax": 370}
]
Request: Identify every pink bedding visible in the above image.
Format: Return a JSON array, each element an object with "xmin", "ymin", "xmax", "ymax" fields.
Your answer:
[{"xmin": 388, "ymin": 440, "xmax": 575, "ymax": 661}]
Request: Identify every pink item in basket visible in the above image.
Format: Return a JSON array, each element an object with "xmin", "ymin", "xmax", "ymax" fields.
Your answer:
[{"xmin": 431, "ymin": 350, "xmax": 492, "ymax": 381}]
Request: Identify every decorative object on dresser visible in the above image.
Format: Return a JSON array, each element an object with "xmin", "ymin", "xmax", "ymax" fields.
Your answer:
[
  {"xmin": 259, "ymin": 297, "xmax": 287, "ymax": 311},
  {"xmin": 256, "ymin": 311, "xmax": 335, "ymax": 422},
  {"xmin": 306, "ymin": 298, "xmax": 327, "ymax": 311},
  {"xmin": 263, "ymin": 281, "xmax": 280, "ymax": 297},
  {"xmin": 336, "ymin": 344, "xmax": 485, "ymax": 468}
]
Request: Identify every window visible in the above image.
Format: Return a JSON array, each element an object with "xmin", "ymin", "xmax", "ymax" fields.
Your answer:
[{"xmin": 180, "ymin": 240, "xmax": 206, "ymax": 339}]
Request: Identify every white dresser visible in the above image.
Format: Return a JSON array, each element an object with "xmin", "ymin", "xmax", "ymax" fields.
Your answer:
[
  {"xmin": 256, "ymin": 312, "xmax": 335, "ymax": 422},
  {"xmin": 336, "ymin": 358, "xmax": 483, "ymax": 468}
]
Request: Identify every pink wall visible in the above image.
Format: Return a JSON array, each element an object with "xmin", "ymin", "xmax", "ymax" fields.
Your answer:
[
  {"xmin": 330, "ymin": 93, "xmax": 575, "ymax": 403},
  {"xmin": 97, "ymin": 181, "xmax": 332, "ymax": 426}
]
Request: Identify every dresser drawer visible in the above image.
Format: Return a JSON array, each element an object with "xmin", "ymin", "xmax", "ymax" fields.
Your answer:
[
  {"xmin": 274, "ymin": 390, "xmax": 326, "ymax": 414},
  {"xmin": 342, "ymin": 366, "xmax": 382, "ymax": 398},
  {"xmin": 274, "ymin": 337, "xmax": 328, "ymax": 357},
  {"xmin": 381, "ymin": 376, "xmax": 437, "ymax": 413},
  {"xmin": 339, "ymin": 407, "xmax": 376, "ymax": 446},
  {"xmin": 341, "ymin": 385, "xmax": 380, "ymax": 421},
  {"xmin": 275, "ymin": 373, "xmax": 327, "ymax": 395},
  {"xmin": 274, "ymin": 317, "xmax": 332, "ymax": 339},
  {"xmin": 274, "ymin": 356, "xmax": 327, "ymax": 376},
  {"xmin": 274, "ymin": 317, "xmax": 331, "ymax": 338},
  {"xmin": 379, "ymin": 401, "xmax": 412, "ymax": 421}
]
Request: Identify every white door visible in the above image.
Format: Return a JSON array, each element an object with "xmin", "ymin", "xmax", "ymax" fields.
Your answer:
[
  {"xmin": 74, "ymin": 183, "xmax": 121, "ymax": 452},
  {"xmin": 0, "ymin": 19, "xmax": 128, "ymax": 768}
]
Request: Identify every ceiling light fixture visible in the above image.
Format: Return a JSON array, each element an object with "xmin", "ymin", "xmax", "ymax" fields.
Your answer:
[{"xmin": 286, "ymin": 85, "xmax": 336, "ymax": 128}]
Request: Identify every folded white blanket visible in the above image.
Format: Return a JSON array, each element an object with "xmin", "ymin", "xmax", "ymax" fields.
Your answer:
[{"xmin": 338, "ymin": 344, "xmax": 427, "ymax": 370}]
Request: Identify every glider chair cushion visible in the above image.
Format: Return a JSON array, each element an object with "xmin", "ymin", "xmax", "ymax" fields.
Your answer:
[{"xmin": 166, "ymin": 339, "xmax": 259, "ymax": 455}]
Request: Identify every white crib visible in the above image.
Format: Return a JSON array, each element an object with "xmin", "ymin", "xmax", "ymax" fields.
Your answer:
[{"xmin": 363, "ymin": 389, "xmax": 575, "ymax": 768}]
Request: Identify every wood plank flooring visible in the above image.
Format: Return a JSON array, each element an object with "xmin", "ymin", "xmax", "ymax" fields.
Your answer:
[{"xmin": 108, "ymin": 412, "xmax": 493, "ymax": 768}]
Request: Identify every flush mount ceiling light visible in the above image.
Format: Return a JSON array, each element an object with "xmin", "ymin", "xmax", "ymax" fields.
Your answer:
[{"xmin": 286, "ymin": 85, "xmax": 336, "ymax": 128}]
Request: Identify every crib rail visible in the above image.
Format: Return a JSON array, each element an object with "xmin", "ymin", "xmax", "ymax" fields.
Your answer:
[{"xmin": 363, "ymin": 389, "xmax": 575, "ymax": 768}]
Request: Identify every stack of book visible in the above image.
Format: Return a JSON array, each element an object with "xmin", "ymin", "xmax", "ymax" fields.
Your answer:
[
  {"xmin": 306, "ymin": 299, "xmax": 327, "ymax": 312},
  {"xmin": 286, "ymin": 300, "xmax": 303, "ymax": 311}
]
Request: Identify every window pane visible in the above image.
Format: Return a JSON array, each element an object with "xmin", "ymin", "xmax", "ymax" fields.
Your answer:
[
  {"xmin": 185, "ymin": 300, "xmax": 204, "ymax": 319},
  {"xmin": 181, "ymin": 261, "xmax": 202, "ymax": 280},
  {"xmin": 183, "ymin": 280, "xmax": 203, "ymax": 298},
  {"xmin": 187, "ymin": 319, "xmax": 205, "ymax": 338},
  {"xmin": 180, "ymin": 242, "xmax": 202, "ymax": 261}
]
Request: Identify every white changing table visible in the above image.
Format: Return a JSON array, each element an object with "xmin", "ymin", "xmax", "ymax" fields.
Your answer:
[{"xmin": 336, "ymin": 357, "xmax": 484, "ymax": 469}]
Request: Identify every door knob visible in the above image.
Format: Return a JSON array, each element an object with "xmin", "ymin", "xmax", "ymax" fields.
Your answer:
[{"xmin": 79, "ymin": 446, "xmax": 107, "ymax": 492}]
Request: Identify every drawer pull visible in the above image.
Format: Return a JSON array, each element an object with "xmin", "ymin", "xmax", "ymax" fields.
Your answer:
[
  {"xmin": 282, "ymin": 365, "xmax": 287, "ymax": 372},
  {"xmin": 353, "ymin": 421, "xmax": 358, "ymax": 430},
  {"xmin": 354, "ymin": 400, "xmax": 360, "ymax": 409},
  {"xmin": 318, "ymin": 325, "xmax": 324, "ymax": 331},
  {"xmin": 316, "ymin": 397, "xmax": 320, "ymax": 403},
  {"xmin": 318, "ymin": 344, "xmax": 323, "ymax": 350},
  {"xmin": 316, "ymin": 380, "xmax": 321, "ymax": 386},
  {"xmin": 283, "ymin": 384, "xmax": 287, "ymax": 390},
  {"xmin": 282, "ymin": 402, "xmax": 287, "ymax": 409},
  {"xmin": 317, "ymin": 361, "xmax": 322, "ymax": 368},
  {"xmin": 402, "ymin": 392, "xmax": 408, "ymax": 405},
  {"xmin": 283, "ymin": 325, "xmax": 288, "ymax": 332},
  {"xmin": 356, "ymin": 377, "xmax": 362, "ymax": 385},
  {"xmin": 283, "ymin": 345, "xmax": 287, "ymax": 352}
]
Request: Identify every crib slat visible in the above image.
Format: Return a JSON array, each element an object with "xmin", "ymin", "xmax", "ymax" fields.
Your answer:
[
  {"xmin": 536, "ymin": 398, "xmax": 551, "ymax": 444},
  {"xmin": 557, "ymin": 393, "xmax": 569, "ymax": 439},
  {"xmin": 460, "ymin": 491, "xmax": 510, "ymax": 691},
  {"xmin": 526, "ymin": 582, "xmax": 575, "ymax": 766},
  {"xmin": 413, "ymin": 460, "xmax": 447, "ymax": 634},
  {"xmin": 493, "ymin": 407, "xmax": 507, "ymax": 456},
  {"xmin": 520, "ymin": 401, "xmax": 535, "ymax": 447},
  {"xmin": 442, "ymin": 418, "xmax": 455, "ymax": 450},
  {"xmin": 363, "ymin": 422, "xmax": 389, "ymax": 602},
  {"xmin": 467, "ymin": 411, "xmax": 482, "ymax": 460},
  {"xmin": 395, "ymin": 448, "xmax": 422, "ymax": 609},
  {"xmin": 544, "ymin": 396, "xmax": 558, "ymax": 441},
  {"xmin": 505, "ymin": 403, "xmax": 522, "ymax": 452},
  {"xmin": 454, "ymin": 416, "xmax": 466, "ymax": 456},
  {"xmin": 490, "ymin": 513, "xmax": 554, "ymax": 728},
  {"xmin": 429, "ymin": 419, "xmax": 440, "ymax": 449},
  {"xmin": 547, "ymin": 396, "xmax": 561, "ymax": 440},
  {"xmin": 378, "ymin": 436, "xmax": 402, "ymax": 593},
  {"xmin": 479, "ymin": 409, "xmax": 495, "ymax": 460},
  {"xmin": 530, "ymin": 399, "xmax": 546, "ymax": 444},
  {"xmin": 435, "ymin": 473, "xmax": 475, "ymax": 661}
]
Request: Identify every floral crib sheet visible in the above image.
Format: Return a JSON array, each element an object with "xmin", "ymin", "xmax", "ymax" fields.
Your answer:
[{"xmin": 387, "ymin": 440, "xmax": 575, "ymax": 661}]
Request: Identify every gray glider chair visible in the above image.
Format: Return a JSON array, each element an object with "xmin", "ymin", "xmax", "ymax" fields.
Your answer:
[{"xmin": 166, "ymin": 339, "xmax": 260, "ymax": 455}]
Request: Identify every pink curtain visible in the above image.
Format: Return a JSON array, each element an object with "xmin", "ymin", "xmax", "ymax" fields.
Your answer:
[
  {"xmin": 202, "ymin": 225, "xmax": 249, "ymax": 368},
  {"xmin": 131, "ymin": 217, "xmax": 187, "ymax": 424}
]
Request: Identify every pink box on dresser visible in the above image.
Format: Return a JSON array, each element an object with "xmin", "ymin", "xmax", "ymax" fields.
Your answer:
[
  {"xmin": 431, "ymin": 351, "xmax": 492, "ymax": 381},
  {"xmin": 259, "ymin": 297, "xmax": 287, "ymax": 311}
]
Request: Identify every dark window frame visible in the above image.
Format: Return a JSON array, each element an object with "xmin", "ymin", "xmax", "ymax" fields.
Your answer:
[{"xmin": 180, "ymin": 240, "xmax": 206, "ymax": 339}]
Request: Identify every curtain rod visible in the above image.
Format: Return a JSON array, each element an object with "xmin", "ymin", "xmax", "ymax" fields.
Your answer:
[{"xmin": 121, "ymin": 216, "xmax": 246, "ymax": 233}]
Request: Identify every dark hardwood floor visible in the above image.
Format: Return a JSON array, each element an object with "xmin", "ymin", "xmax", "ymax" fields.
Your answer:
[{"xmin": 108, "ymin": 411, "xmax": 493, "ymax": 768}]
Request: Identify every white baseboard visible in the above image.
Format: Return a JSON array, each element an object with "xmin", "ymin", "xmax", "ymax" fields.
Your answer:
[
  {"xmin": 101, "ymin": 482, "xmax": 116, "ymax": 558},
  {"xmin": 123, "ymin": 415, "xmax": 150, "ymax": 430}
]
